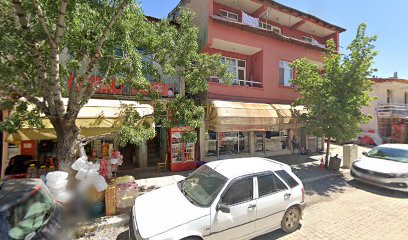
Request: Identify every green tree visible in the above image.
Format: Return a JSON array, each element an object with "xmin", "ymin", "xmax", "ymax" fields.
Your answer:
[
  {"xmin": 291, "ymin": 23, "xmax": 377, "ymax": 166},
  {"xmin": 0, "ymin": 0, "xmax": 229, "ymax": 173}
]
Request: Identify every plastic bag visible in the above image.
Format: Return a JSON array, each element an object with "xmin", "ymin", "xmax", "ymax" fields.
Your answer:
[
  {"xmin": 93, "ymin": 175, "xmax": 108, "ymax": 192},
  {"xmin": 71, "ymin": 157, "xmax": 87, "ymax": 171},
  {"xmin": 46, "ymin": 171, "xmax": 68, "ymax": 181},
  {"xmin": 115, "ymin": 176, "xmax": 135, "ymax": 185},
  {"xmin": 116, "ymin": 182, "xmax": 138, "ymax": 208}
]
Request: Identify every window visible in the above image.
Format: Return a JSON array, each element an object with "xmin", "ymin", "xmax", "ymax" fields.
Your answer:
[
  {"xmin": 222, "ymin": 178, "xmax": 253, "ymax": 205},
  {"xmin": 220, "ymin": 9, "xmax": 239, "ymax": 21},
  {"xmin": 275, "ymin": 170, "xmax": 299, "ymax": 188},
  {"xmin": 405, "ymin": 92, "xmax": 408, "ymax": 104},
  {"xmin": 258, "ymin": 21, "xmax": 281, "ymax": 33},
  {"xmin": 279, "ymin": 61, "xmax": 293, "ymax": 86},
  {"xmin": 386, "ymin": 90, "xmax": 393, "ymax": 104},
  {"xmin": 180, "ymin": 165, "xmax": 228, "ymax": 207},
  {"xmin": 258, "ymin": 173, "xmax": 288, "ymax": 197},
  {"xmin": 302, "ymin": 36, "xmax": 313, "ymax": 43},
  {"xmin": 221, "ymin": 57, "xmax": 246, "ymax": 85}
]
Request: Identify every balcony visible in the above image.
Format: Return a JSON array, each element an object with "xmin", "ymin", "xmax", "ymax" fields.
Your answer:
[
  {"xmin": 378, "ymin": 104, "xmax": 408, "ymax": 118},
  {"xmin": 209, "ymin": 77, "xmax": 263, "ymax": 88},
  {"xmin": 212, "ymin": 0, "xmax": 344, "ymax": 50}
]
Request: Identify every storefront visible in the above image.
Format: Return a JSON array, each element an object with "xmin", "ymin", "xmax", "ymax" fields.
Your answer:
[
  {"xmin": 203, "ymin": 100, "xmax": 319, "ymax": 161},
  {"xmin": 1, "ymin": 99, "xmax": 155, "ymax": 177}
]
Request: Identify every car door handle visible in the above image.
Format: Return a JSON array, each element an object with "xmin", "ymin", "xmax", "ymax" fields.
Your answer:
[
  {"xmin": 284, "ymin": 193, "xmax": 291, "ymax": 199},
  {"xmin": 248, "ymin": 204, "xmax": 256, "ymax": 209}
]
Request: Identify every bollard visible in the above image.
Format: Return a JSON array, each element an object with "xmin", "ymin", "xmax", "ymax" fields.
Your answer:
[{"xmin": 343, "ymin": 144, "xmax": 358, "ymax": 169}]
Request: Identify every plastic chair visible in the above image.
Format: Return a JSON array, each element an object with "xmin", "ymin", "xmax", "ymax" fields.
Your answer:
[{"xmin": 157, "ymin": 155, "xmax": 168, "ymax": 172}]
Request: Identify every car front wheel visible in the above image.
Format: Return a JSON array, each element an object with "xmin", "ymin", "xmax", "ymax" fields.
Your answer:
[{"xmin": 281, "ymin": 206, "xmax": 300, "ymax": 233}]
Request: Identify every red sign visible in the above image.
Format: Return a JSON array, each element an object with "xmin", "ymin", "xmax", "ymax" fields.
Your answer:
[{"xmin": 68, "ymin": 75, "xmax": 174, "ymax": 97}]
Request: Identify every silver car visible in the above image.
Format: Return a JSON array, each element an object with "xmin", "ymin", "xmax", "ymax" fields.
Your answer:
[{"xmin": 351, "ymin": 144, "xmax": 408, "ymax": 192}]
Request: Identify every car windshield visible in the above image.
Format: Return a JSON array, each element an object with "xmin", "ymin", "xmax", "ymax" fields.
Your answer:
[
  {"xmin": 0, "ymin": 185, "xmax": 55, "ymax": 240},
  {"xmin": 366, "ymin": 146, "xmax": 408, "ymax": 163},
  {"xmin": 178, "ymin": 165, "xmax": 228, "ymax": 207}
]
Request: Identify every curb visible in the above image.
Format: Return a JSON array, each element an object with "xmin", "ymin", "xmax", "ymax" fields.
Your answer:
[{"xmin": 74, "ymin": 213, "xmax": 130, "ymax": 238}]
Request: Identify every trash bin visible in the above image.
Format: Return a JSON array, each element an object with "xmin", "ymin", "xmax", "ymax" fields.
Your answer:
[{"xmin": 328, "ymin": 154, "xmax": 341, "ymax": 171}]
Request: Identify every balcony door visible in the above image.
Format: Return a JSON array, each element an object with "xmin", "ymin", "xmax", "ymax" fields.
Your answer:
[{"xmin": 221, "ymin": 56, "xmax": 246, "ymax": 85}]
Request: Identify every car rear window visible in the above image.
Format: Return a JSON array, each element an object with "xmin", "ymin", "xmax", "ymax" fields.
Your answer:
[{"xmin": 275, "ymin": 170, "xmax": 299, "ymax": 188}]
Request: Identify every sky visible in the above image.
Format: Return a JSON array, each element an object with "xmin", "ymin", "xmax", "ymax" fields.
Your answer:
[{"xmin": 139, "ymin": 0, "xmax": 408, "ymax": 79}]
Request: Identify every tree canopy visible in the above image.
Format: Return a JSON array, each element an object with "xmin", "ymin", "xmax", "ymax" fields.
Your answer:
[
  {"xmin": 291, "ymin": 23, "xmax": 377, "ymax": 163},
  {"xmin": 0, "ymin": 0, "xmax": 230, "ymax": 169}
]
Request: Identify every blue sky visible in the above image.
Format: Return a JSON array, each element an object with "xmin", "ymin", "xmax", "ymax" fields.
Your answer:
[{"xmin": 139, "ymin": 0, "xmax": 407, "ymax": 79}]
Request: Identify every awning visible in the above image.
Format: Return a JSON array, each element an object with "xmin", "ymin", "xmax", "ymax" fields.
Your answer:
[
  {"xmin": 208, "ymin": 100, "xmax": 279, "ymax": 132},
  {"xmin": 6, "ymin": 98, "xmax": 154, "ymax": 142},
  {"xmin": 272, "ymin": 104, "xmax": 306, "ymax": 128},
  {"xmin": 207, "ymin": 100, "xmax": 305, "ymax": 132}
]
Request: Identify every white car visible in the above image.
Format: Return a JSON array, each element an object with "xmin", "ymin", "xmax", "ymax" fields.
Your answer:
[
  {"xmin": 130, "ymin": 157, "xmax": 306, "ymax": 240},
  {"xmin": 351, "ymin": 144, "xmax": 408, "ymax": 192}
]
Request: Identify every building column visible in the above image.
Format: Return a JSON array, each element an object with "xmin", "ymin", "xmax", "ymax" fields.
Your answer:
[
  {"xmin": 249, "ymin": 131, "xmax": 255, "ymax": 155},
  {"xmin": 199, "ymin": 117, "xmax": 206, "ymax": 162},
  {"xmin": 138, "ymin": 140, "xmax": 148, "ymax": 168},
  {"xmin": 160, "ymin": 128, "xmax": 168, "ymax": 161},
  {"xmin": 1, "ymin": 110, "xmax": 9, "ymax": 179}
]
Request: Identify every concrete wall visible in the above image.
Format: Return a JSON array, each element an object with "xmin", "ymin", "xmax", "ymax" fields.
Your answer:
[
  {"xmin": 181, "ymin": 0, "xmax": 210, "ymax": 50},
  {"xmin": 361, "ymin": 81, "xmax": 408, "ymax": 135},
  {"xmin": 205, "ymin": 20, "xmax": 323, "ymax": 103}
]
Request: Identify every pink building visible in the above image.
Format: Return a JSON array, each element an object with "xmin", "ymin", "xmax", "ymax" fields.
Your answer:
[{"xmin": 169, "ymin": 0, "xmax": 345, "ymax": 160}]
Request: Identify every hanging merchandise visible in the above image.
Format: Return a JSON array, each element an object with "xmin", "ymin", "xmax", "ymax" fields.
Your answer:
[{"xmin": 71, "ymin": 145, "xmax": 108, "ymax": 193}]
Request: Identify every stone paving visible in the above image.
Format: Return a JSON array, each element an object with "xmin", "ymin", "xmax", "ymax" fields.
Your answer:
[
  {"xmin": 256, "ymin": 174, "xmax": 408, "ymax": 240},
  {"xmin": 90, "ymin": 144, "xmax": 408, "ymax": 240}
]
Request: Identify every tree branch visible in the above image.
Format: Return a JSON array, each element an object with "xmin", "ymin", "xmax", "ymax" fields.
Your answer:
[
  {"xmin": 11, "ymin": 0, "xmax": 56, "ymax": 115},
  {"xmin": 32, "ymin": 0, "xmax": 55, "ymax": 48},
  {"xmin": 54, "ymin": 0, "xmax": 69, "ymax": 46},
  {"xmin": 0, "ymin": 84, "xmax": 49, "ymax": 115},
  {"xmin": 78, "ymin": 0, "xmax": 130, "ymax": 99}
]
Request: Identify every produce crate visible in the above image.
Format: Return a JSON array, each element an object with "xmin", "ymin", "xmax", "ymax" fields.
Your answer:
[{"xmin": 105, "ymin": 181, "xmax": 117, "ymax": 216}]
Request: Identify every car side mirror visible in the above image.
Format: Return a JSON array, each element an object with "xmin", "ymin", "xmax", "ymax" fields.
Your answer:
[
  {"xmin": 216, "ymin": 203, "xmax": 230, "ymax": 213},
  {"xmin": 362, "ymin": 151, "xmax": 367, "ymax": 156}
]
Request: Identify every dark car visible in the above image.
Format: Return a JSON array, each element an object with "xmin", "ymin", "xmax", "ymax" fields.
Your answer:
[
  {"xmin": 4, "ymin": 155, "xmax": 40, "ymax": 179},
  {"xmin": 0, "ymin": 179, "xmax": 67, "ymax": 240}
]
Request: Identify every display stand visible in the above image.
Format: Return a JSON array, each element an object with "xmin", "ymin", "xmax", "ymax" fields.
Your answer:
[{"xmin": 169, "ymin": 127, "xmax": 196, "ymax": 172}]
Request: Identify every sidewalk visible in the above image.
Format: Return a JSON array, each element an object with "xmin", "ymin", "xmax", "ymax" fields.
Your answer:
[{"xmin": 134, "ymin": 144, "xmax": 367, "ymax": 193}]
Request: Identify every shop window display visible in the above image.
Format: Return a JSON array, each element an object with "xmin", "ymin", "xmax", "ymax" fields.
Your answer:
[
  {"xmin": 205, "ymin": 131, "xmax": 217, "ymax": 157},
  {"xmin": 219, "ymin": 132, "xmax": 239, "ymax": 155}
]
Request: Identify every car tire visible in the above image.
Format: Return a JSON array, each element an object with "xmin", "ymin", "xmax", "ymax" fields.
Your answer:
[
  {"xmin": 281, "ymin": 206, "xmax": 301, "ymax": 233},
  {"xmin": 181, "ymin": 237, "xmax": 202, "ymax": 240}
]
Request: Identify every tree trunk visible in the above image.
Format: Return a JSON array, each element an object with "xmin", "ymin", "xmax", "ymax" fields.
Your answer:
[
  {"xmin": 325, "ymin": 137, "xmax": 331, "ymax": 168},
  {"xmin": 53, "ymin": 121, "xmax": 81, "ymax": 179}
]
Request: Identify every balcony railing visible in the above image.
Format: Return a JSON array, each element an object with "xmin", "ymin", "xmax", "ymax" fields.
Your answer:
[
  {"xmin": 209, "ymin": 77, "xmax": 263, "ymax": 88},
  {"xmin": 378, "ymin": 104, "xmax": 408, "ymax": 117}
]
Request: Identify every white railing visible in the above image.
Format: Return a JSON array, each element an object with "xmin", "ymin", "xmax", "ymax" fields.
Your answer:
[
  {"xmin": 378, "ymin": 104, "xmax": 408, "ymax": 117},
  {"xmin": 208, "ymin": 77, "xmax": 263, "ymax": 88}
]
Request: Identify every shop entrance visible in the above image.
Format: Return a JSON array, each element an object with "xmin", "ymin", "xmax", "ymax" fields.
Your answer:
[{"xmin": 147, "ymin": 127, "xmax": 161, "ymax": 167}]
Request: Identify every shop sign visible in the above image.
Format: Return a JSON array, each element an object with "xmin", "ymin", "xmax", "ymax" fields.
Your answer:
[{"xmin": 68, "ymin": 75, "xmax": 174, "ymax": 97}]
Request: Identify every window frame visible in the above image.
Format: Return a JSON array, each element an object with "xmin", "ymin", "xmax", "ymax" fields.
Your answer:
[
  {"xmin": 279, "ymin": 60, "xmax": 293, "ymax": 87},
  {"xmin": 221, "ymin": 56, "xmax": 246, "ymax": 85},
  {"xmin": 275, "ymin": 170, "xmax": 299, "ymax": 189},
  {"xmin": 405, "ymin": 92, "xmax": 408, "ymax": 105},
  {"xmin": 220, "ymin": 9, "xmax": 239, "ymax": 22},
  {"xmin": 258, "ymin": 21, "xmax": 281, "ymax": 34},
  {"xmin": 220, "ymin": 176, "xmax": 255, "ymax": 207},
  {"xmin": 302, "ymin": 36, "xmax": 313, "ymax": 43},
  {"xmin": 256, "ymin": 172, "xmax": 289, "ymax": 199},
  {"xmin": 386, "ymin": 89, "xmax": 393, "ymax": 104}
]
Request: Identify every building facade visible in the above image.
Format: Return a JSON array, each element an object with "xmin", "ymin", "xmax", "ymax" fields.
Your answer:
[
  {"xmin": 360, "ymin": 77, "xmax": 408, "ymax": 145},
  {"xmin": 170, "ymin": 0, "xmax": 345, "ymax": 161}
]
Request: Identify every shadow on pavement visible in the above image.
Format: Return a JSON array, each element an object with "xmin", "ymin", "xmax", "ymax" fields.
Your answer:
[
  {"xmin": 253, "ymin": 224, "xmax": 303, "ymax": 240},
  {"xmin": 117, "ymin": 229, "xmax": 129, "ymax": 240},
  {"xmin": 347, "ymin": 179, "xmax": 408, "ymax": 199},
  {"xmin": 303, "ymin": 174, "xmax": 348, "ymax": 198}
]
